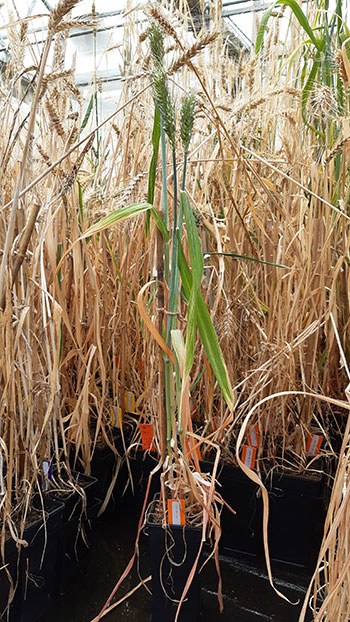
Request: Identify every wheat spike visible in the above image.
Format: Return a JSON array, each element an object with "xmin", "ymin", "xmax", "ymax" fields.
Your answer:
[
  {"xmin": 45, "ymin": 99, "xmax": 66, "ymax": 140},
  {"xmin": 48, "ymin": 0, "xmax": 80, "ymax": 33},
  {"xmin": 147, "ymin": 6, "xmax": 178, "ymax": 41},
  {"xmin": 55, "ymin": 20, "xmax": 97, "ymax": 32},
  {"xmin": 169, "ymin": 32, "xmax": 219, "ymax": 74}
]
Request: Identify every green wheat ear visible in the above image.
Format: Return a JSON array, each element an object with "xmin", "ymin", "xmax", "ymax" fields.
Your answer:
[
  {"xmin": 149, "ymin": 22, "xmax": 176, "ymax": 150},
  {"xmin": 149, "ymin": 21, "xmax": 165, "ymax": 70},
  {"xmin": 180, "ymin": 94, "xmax": 196, "ymax": 153}
]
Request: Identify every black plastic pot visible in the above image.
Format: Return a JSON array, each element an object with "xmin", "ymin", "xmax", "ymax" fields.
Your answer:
[
  {"xmin": 57, "ymin": 496, "xmax": 102, "ymax": 593},
  {"xmin": 90, "ymin": 429, "xmax": 124, "ymax": 503},
  {"xmin": 266, "ymin": 468, "xmax": 326, "ymax": 569},
  {"xmin": 200, "ymin": 460, "xmax": 261, "ymax": 557},
  {"xmin": 20, "ymin": 495, "xmax": 64, "ymax": 622},
  {"xmin": 47, "ymin": 471, "xmax": 98, "ymax": 595},
  {"xmin": 116, "ymin": 449, "xmax": 160, "ymax": 512},
  {"xmin": 0, "ymin": 532, "xmax": 22, "ymax": 621},
  {"xmin": 146, "ymin": 498, "xmax": 202, "ymax": 622}
]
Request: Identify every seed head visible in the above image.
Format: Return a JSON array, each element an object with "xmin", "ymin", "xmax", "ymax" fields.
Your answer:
[
  {"xmin": 148, "ymin": 21, "xmax": 165, "ymax": 71},
  {"xmin": 180, "ymin": 94, "xmax": 196, "ymax": 153}
]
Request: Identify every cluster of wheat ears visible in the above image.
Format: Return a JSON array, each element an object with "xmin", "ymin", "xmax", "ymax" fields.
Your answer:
[{"xmin": 1, "ymin": 0, "xmax": 350, "ymax": 620}]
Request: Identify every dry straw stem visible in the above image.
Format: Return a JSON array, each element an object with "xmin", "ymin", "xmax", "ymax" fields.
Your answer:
[
  {"xmin": 1, "ymin": 4, "xmax": 350, "ymax": 613},
  {"xmin": 0, "ymin": 33, "xmax": 53, "ymax": 310}
]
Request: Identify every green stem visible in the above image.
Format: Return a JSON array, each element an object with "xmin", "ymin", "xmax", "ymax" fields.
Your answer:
[
  {"xmin": 179, "ymin": 151, "xmax": 187, "ymax": 229},
  {"xmin": 160, "ymin": 121, "xmax": 169, "ymax": 284},
  {"xmin": 165, "ymin": 148, "xmax": 179, "ymax": 345}
]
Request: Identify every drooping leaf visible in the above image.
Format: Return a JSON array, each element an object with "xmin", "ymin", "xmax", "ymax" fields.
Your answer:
[
  {"xmin": 80, "ymin": 204, "xmax": 169, "ymax": 241},
  {"xmin": 182, "ymin": 191, "xmax": 204, "ymax": 376},
  {"xmin": 255, "ymin": 2, "xmax": 278, "ymax": 54},
  {"xmin": 276, "ymin": 0, "xmax": 323, "ymax": 51},
  {"xmin": 178, "ymin": 239, "xmax": 234, "ymax": 411},
  {"xmin": 256, "ymin": 0, "xmax": 323, "ymax": 54},
  {"xmin": 150, "ymin": 207, "xmax": 170, "ymax": 242}
]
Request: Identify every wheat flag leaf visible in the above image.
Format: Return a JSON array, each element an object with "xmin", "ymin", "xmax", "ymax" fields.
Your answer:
[
  {"xmin": 81, "ymin": 203, "xmax": 169, "ymax": 241},
  {"xmin": 178, "ymin": 237, "xmax": 234, "ymax": 412}
]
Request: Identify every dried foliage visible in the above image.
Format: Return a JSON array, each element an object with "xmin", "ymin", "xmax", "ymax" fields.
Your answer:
[{"xmin": 1, "ymin": 0, "xmax": 350, "ymax": 619}]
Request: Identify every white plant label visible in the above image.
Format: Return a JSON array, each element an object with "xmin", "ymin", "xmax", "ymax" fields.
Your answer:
[
  {"xmin": 244, "ymin": 446, "xmax": 253, "ymax": 468},
  {"xmin": 0, "ymin": 449, "xmax": 4, "ymax": 496},
  {"xmin": 171, "ymin": 501, "xmax": 182, "ymax": 525},
  {"xmin": 249, "ymin": 426, "xmax": 258, "ymax": 447},
  {"xmin": 307, "ymin": 434, "xmax": 322, "ymax": 456},
  {"xmin": 42, "ymin": 460, "xmax": 52, "ymax": 491}
]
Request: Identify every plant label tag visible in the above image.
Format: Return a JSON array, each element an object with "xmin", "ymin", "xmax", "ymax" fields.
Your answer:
[
  {"xmin": 168, "ymin": 499, "xmax": 185, "ymax": 526},
  {"xmin": 306, "ymin": 434, "xmax": 323, "ymax": 456},
  {"xmin": 42, "ymin": 460, "xmax": 53, "ymax": 492},
  {"xmin": 248, "ymin": 424, "xmax": 260, "ymax": 448},
  {"xmin": 0, "ymin": 449, "xmax": 4, "ymax": 496},
  {"xmin": 111, "ymin": 407, "xmax": 122, "ymax": 428},
  {"xmin": 185, "ymin": 438, "xmax": 201, "ymax": 465},
  {"xmin": 125, "ymin": 391, "xmax": 135, "ymax": 413},
  {"xmin": 241, "ymin": 445, "xmax": 256, "ymax": 469},
  {"xmin": 140, "ymin": 423, "xmax": 155, "ymax": 451}
]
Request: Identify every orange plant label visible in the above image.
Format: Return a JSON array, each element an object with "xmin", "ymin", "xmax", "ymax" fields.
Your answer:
[
  {"xmin": 185, "ymin": 438, "xmax": 201, "ymax": 465},
  {"xmin": 168, "ymin": 499, "xmax": 185, "ymax": 526},
  {"xmin": 248, "ymin": 424, "xmax": 260, "ymax": 448},
  {"xmin": 241, "ymin": 445, "xmax": 256, "ymax": 469},
  {"xmin": 306, "ymin": 434, "xmax": 323, "ymax": 456},
  {"xmin": 140, "ymin": 423, "xmax": 155, "ymax": 451}
]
